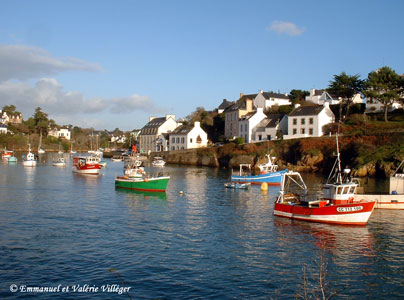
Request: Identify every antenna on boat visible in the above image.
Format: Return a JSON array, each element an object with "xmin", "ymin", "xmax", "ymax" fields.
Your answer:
[{"xmin": 327, "ymin": 134, "xmax": 343, "ymax": 184}]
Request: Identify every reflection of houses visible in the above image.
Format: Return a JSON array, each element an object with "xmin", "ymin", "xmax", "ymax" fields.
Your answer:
[
  {"xmin": 169, "ymin": 121, "xmax": 208, "ymax": 150},
  {"xmin": 48, "ymin": 127, "xmax": 71, "ymax": 140},
  {"xmin": 251, "ymin": 114, "xmax": 287, "ymax": 142},
  {"xmin": 0, "ymin": 111, "xmax": 23, "ymax": 125},
  {"xmin": 254, "ymin": 90, "xmax": 291, "ymax": 109},
  {"xmin": 139, "ymin": 115, "xmax": 178, "ymax": 153},
  {"xmin": 285, "ymin": 103, "xmax": 335, "ymax": 139}
]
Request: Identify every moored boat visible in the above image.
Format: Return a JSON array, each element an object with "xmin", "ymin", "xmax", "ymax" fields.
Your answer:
[
  {"xmin": 22, "ymin": 144, "xmax": 37, "ymax": 167},
  {"xmin": 72, "ymin": 156, "xmax": 102, "ymax": 175},
  {"xmin": 231, "ymin": 157, "xmax": 287, "ymax": 185},
  {"xmin": 115, "ymin": 175, "xmax": 170, "ymax": 192},
  {"xmin": 224, "ymin": 182, "xmax": 250, "ymax": 189},
  {"xmin": 274, "ymin": 136, "xmax": 375, "ymax": 226},
  {"xmin": 151, "ymin": 156, "xmax": 166, "ymax": 167},
  {"xmin": 6, "ymin": 152, "xmax": 17, "ymax": 163},
  {"xmin": 53, "ymin": 157, "xmax": 66, "ymax": 167},
  {"xmin": 2, "ymin": 149, "xmax": 13, "ymax": 159}
]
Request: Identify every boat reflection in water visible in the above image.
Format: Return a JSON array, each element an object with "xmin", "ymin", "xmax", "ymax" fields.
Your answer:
[
  {"xmin": 116, "ymin": 188, "xmax": 167, "ymax": 201},
  {"xmin": 274, "ymin": 217, "xmax": 374, "ymax": 258}
]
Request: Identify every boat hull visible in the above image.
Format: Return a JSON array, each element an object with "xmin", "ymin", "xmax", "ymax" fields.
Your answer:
[
  {"xmin": 231, "ymin": 169, "xmax": 287, "ymax": 185},
  {"xmin": 274, "ymin": 201, "xmax": 376, "ymax": 225},
  {"xmin": 354, "ymin": 194, "xmax": 404, "ymax": 210},
  {"xmin": 22, "ymin": 160, "xmax": 37, "ymax": 167},
  {"xmin": 115, "ymin": 176, "xmax": 169, "ymax": 192},
  {"xmin": 72, "ymin": 165, "xmax": 101, "ymax": 175}
]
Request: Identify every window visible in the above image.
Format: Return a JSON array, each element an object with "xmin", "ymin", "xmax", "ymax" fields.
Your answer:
[
  {"xmin": 196, "ymin": 135, "xmax": 202, "ymax": 143},
  {"xmin": 176, "ymin": 137, "xmax": 180, "ymax": 143},
  {"xmin": 240, "ymin": 124, "xmax": 243, "ymax": 132},
  {"xmin": 172, "ymin": 137, "xmax": 175, "ymax": 143},
  {"xmin": 301, "ymin": 118, "xmax": 305, "ymax": 125},
  {"xmin": 301, "ymin": 128, "xmax": 305, "ymax": 134},
  {"xmin": 171, "ymin": 146, "xmax": 175, "ymax": 151},
  {"xmin": 190, "ymin": 138, "xmax": 193, "ymax": 143},
  {"xmin": 258, "ymin": 135, "xmax": 262, "ymax": 141},
  {"xmin": 293, "ymin": 129, "xmax": 297, "ymax": 135},
  {"xmin": 309, "ymin": 128, "xmax": 313, "ymax": 135},
  {"xmin": 181, "ymin": 137, "xmax": 185, "ymax": 143},
  {"xmin": 293, "ymin": 118, "xmax": 297, "ymax": 125},
  {"xmin": 309, "ymin": 118, "xmax": 313, "ymax": 125}
]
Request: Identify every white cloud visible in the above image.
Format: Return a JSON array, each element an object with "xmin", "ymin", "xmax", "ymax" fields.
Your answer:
[
  {"xmin": 0, "ymin": 45, "xmax": 102, "ymax": 82},
  {"xmin": 0, "ymin": 78, "xmax": 163, "ymax": 129},
  {"xmin": 267, "ymin": 21, "xmax": 305, "ymax": 36}
]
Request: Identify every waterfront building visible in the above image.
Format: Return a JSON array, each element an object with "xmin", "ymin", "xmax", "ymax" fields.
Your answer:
[
  {"xmin": 251, "ymin": 113, "xmax": 287, "ymax": 142},
  {"xmin": 254, "ymin": 90, "xmax": 291, "ymax": 109},
  {"xmin": 0, "ymin": 124, "xmax": 8, "ymax": 134},
  {"xmin": 169, "ymin": 121, "xmax": 208, "ymax": 150},
  {"xmin": 238, "ymin": 107, "xmax": 266, "ymax": 143},
  {"xmin": 285, "ymin": 103, "xmax": 335, "ymax": 139},
  {"xmin": 48, "ymin": 127, "xmax": 71, "ymax": 140},
  {"xmin": 224, "ymin": 93, "xmax": 256, "ymax": 138},
  {"xmin": 139, "ymin": 115, "xmax": 178, "ymax": 153}
]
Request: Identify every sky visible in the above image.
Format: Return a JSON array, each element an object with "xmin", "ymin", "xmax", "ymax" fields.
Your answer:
[{"xmin": 0, "ymin": 0, "xmax": 403, "ymax": 131}]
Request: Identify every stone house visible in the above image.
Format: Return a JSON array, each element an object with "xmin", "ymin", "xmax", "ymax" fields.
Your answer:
[
  {"xmin": 224, "ymin": 93, "xmax": 256, "ymax": 138},
  {"xmin": 139, "ymin": 115, "xmax": 178, "ymax": 153}
]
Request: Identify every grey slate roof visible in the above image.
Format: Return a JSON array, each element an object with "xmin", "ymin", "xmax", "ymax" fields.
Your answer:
[
  {"xmin": 171, "ymin": 124, "xmax": 193, "ymax": 135},
  {"xmin": 265, "ymin": 114, "xmax": 285, "ymax": 128},
  {"xmin": 262, "ymin": 92, "xmax": 290, "ymax": 100},
  {"xmin": 224, "ymin": 94, "xmax": 257, "ymax": 112},
  {"xmin": 140, "ymin": 117, "xmax": 167, "ymax": 135},
  {"xmin": 289, "ymin": 105, "xmax": 324, "ymax": 117},
  {"xmin": 218, "ymin": 99, "xmax": 234, "ymax": 110}
]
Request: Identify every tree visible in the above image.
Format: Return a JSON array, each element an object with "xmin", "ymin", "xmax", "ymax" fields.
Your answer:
[
  {"xmin": 363, "ymin": 66, "xmax": 404, "ymax": 122},
  {"xmin": 289, "ymin": 89, "xmax": 310, "ymax": 105},
  {"xmin": 2, "ymin": 104, "xmax": 20, "ymax": 115},
  {"xmin": 33, "ymin": 107, "xmax": 50, "ymax": 134},
  {"xmin": 327, "ymin": 72, "xmax": 364, "ymax": 124}
]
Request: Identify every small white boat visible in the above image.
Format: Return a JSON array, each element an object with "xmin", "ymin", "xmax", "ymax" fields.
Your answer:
[
  {"xmin": 6, "ymin": 152, "xmax": 17, "ymax": 163},
  {"xmin": 22, "ymin": 144, "xmax": 37, "ymax": 167},
  {"xmin": 38, "ymin": 148, "xmax": 45, "ymax": 154},
  {"xmin": 152, "ymin": 156, "xmax": 166, "ymax": 167},
  {"xmin": 224, "ymin": 182, "xmax": 250, "ymax": 189},
  {"xmin": 52, "ymin": 157, "xmax": 66, "ymax": 167},
  {"xmin": 111, "ymin": 155, "xmax": 123, "ymax": 162}
]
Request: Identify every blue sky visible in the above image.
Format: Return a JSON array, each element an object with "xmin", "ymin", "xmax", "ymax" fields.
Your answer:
[{"xmin": 1, "ymin": 0, "xmax": 403, "ymax": 131}]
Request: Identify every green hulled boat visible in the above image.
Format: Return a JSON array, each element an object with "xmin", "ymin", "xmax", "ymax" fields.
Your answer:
[{"xmin": 115, "ymin": 175, "xmax": 170, "ymax": 192}]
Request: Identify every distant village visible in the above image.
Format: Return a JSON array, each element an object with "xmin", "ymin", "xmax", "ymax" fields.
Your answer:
[{"xmin": 1, "ymin": 86, "xmax": 402, "ymax": 154}]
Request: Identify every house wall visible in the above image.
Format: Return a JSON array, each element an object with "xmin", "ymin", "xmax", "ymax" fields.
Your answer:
[
  {"xmin": 239, "ymin": 108, "xmax": 266, "ymax": 143},
  {"xmin": 139, "ymin": 117, "xmax": 178, "ymax": 153},
  {"xmin": 170, "ymin": 122, "xmax": 208, "ymax": 150},
  {"xmin": 224, "ymin": 99, "xmax": 254, "ymax": 138},
  {"xmin": 286, "ymin": 105, "xmax": 335, "ymax": 139}
]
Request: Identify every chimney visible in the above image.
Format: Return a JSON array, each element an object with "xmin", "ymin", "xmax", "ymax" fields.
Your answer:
[
  {"xmin": 259, "ymin": 90, "xmax": 264, "ymax": 94},
  {"xmin": 149, "ymin": 116, "xmax": 156, "ymax": 121},
  {"xmin": 323, "ymin": 102, "xmax": 330, "ymax": 108},
  {"xmin": 194, "ymin": 121, "xmax": 200, "ymax": 128},
  {"xmin": 240, "ymin": 92, "xmax": 244, "ymax": 99},
  {"xmin": 166, "ymin": 114, "xmax": 175, "ymax": 120},
  {"xmin": 294, "ymin": 103, "xmax": 301, "ymax": 108}
]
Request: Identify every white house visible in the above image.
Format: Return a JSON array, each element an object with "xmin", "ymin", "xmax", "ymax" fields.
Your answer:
[
  {"xmin": 111, "ymin": 135, "xmax": 127, "ymax": 143},
  {"xmin": 0, "ymin": 124, "xmax": 7, "ymax": 134},
  {"xmin": 251, "ymin": 114, "xmax": 288, "ymax": 142},
  {"xmin": 254, "ymin": 90, "xmax": 291, "ymax": 109},
  {"xmin": 365, "ymin": 99, "xmax": 402, "ymax": 112},
  {"xmin": 139, "ymin": 115, "xmax": 179, "ymax": 153},
  {"xmin": 48, "ymin": 128, "xmax": 71, "ymax": 140},
  {"xmin": 285, "ymin": 103, "xmax": 335, "ymax": 139},
  {"xmin": 306, "ymin": 88, "xmax": 364, "ymax": 106},
  {"xmin": 238, "ymin": 107, "xmax": 266, "ymax": 143},
  {"xmin": 0, "ymin": 110, "xmax": 23, "ymax": 125},
  {"xmin": 169, "ymin": 121, "xmax": 208, "ymax": 150}
]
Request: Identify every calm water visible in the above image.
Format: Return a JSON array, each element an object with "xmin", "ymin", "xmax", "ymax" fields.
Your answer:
[{"xmin": 0, "ymin": 153, "xmax": 403, "ymax": 299}]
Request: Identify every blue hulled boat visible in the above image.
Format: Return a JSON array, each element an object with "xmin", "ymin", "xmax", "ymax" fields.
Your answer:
[{"xmin": 231, "ymin": 155, "xmax": 287, "ymax": 185}]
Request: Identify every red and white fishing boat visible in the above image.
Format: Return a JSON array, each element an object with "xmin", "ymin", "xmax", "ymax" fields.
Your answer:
[
  {"xmin": 274, "ymin": 136, "xmax": 376, "ymax": 226},
  {"xmin": 72, "ymin": 156, "xmax": 102, "ymax": 175},
  {"xmin": 2, "ymin": 149, "xmax": 13, "ymax": 159}
]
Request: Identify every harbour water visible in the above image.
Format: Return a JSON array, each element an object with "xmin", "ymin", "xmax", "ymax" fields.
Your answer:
[{"xmin": 1, "ymin": 153, "xmax": 403, "ymax": 299}]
